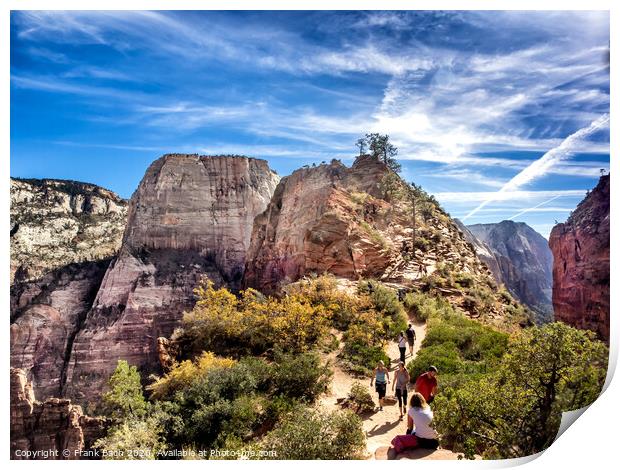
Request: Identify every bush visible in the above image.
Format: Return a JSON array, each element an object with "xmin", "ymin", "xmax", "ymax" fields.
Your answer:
[
  {"xmin": 271, "ymin": 350, "xmax": 332, "ymax": 402},
  {"xmin": 284, "ymin": 274, "xmax": 363, "ymax": 330},
  {"xmin": 262, "ymin": 408, "xmax": 366, "ymax": 459},
  {"xmin": 347, "ymin": 382, "xmax": 375, "ymax": 413},
  {"xmin": 94, "ymin": 415, "xmax": 168, "ymax": 460},
  {"xmin": 403, "ymin": 291, "xmax": 455, "ymax": 321},
  {"xmin": 433, "ymin": 322, "xmax": 608, "ymax": 459},
  {"xmin": 148, "ymin": 352, "xmax": 236, "ymax": 400},
  {"xmin": 407, "ymin": 343, "xmax": 463, "ymax": 380},
  {"xmin": 181, "ymin": 278, "xmax": 332, "ymax": 357},
  {"xmin": 358, "ymin": 279, "xmax": 408, "ymax": 336}
]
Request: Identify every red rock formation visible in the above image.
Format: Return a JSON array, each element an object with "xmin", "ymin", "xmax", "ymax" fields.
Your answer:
[
  {"xmin": 10, "ymin": 368, "xmax": 106, "ymax": 460},
  {"xmin": 63, "ymin": 154, "xmax": 279, "ymax": 403},
  {"xmin": 244, "ymin": 156, "xmax": 393, "ymax": 292},
  {"xmin": 10, "ymin": 260, "xmax": 111, "ymax": 399},
  {"xmin": 549, "ymin": 175, "xmax": 610, "ymax": 342}
]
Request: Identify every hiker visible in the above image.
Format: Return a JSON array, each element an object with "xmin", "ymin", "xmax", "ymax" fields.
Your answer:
[
  {"xmin": 407, "ymin": 392, "xmax": 439, "ymax": 448},
  {"xmin": 398, "ymin": 332, "xmax": 407, "ymax": 363},
  {"xmin": 370, "ymin": 360, "xmax": 390, "ymax": 411},
  {"xmin": 390, "ymin": 392, "xmax": 439, "ymax": 454},
  {"xmin": 392, "ymin": 362, "xmax": 410, "ymax": 419},
  {"xmin": 405, "ymin": 323, "xmax": 416, "ymax": 355},
  {"xmin": 414, "ymin": 365, "xmax": 438, "ymax": 404}
]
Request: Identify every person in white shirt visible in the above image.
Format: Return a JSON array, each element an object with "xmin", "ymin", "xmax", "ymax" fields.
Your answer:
[{"xmin": 406, "ymin": 392, "xmax": 439, "ymax": 449}]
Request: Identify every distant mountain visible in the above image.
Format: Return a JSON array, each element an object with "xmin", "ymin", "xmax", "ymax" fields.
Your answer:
[
  {"xmin": 465, "ymin": 221, "xmax": 554, "ymax": 323},
  {"xmin": 549, "ymin": 175, "xmax": 610, "ymax": 342}
]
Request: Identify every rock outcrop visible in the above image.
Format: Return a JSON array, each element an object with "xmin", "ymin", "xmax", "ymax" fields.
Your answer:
[
  {"xmin": 10, "ymin": 368, "xmax": 106, "ymax": 460},
  {"xmin": 10, "ymin": 178, "xmax": 127, "ymax": 283},
  {"xmin": 62, "ymin": 154, "xmax": 279, "ymax": 403},
  {"xmin": 10, "ymin": 260, "xmax": 111, "ymax": 399},
  {"xmin": 244, "ymin": 156, "xmax": 392, "ymax": 291},
  {"xmin": 549, "ymin": 175, "xmax": 610, "ymax": 342},
  {"xmin": 466, "ymin": 221, "xmax": 554, "ymax": 323}
]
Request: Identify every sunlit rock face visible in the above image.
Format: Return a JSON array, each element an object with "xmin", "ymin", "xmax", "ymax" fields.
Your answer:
[
  {"xmin": 10, "ymin": 177, "xmax": 127, "ymax": 284},
  {"xmin": 549, "ymin": 175, "xmax": 610, "ymax": 342},
  {"xmin": 466, "ymin": 221, "xmax": 554, "ymax": 324},
  {"xmin": 63, "ymin": 154, "xmax": 279, "ymax": 403}
]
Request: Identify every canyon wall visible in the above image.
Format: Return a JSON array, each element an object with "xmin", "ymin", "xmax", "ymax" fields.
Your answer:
[
  {"xmin": 10, "ymin": 178, "xmax": 127, "ymax": 283},
  {"xmin": 10, "ymin": 368, "xmax": 106, "ymax": 460},
  {"xmin": 63, "ymin": 154, "xmax": 279, "ymax": 403},
  {"xmin": 466, "ymin": 221, "xmax": 554, "ymax": 323},
  {"xmin": 549, "ymin": 175, "xmax": 610, "ymax": 342}
]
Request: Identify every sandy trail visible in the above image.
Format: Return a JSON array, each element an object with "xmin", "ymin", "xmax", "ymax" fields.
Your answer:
[{"xmin": 319, "ymin": 319, "xmax": 428, "ymax": 457}]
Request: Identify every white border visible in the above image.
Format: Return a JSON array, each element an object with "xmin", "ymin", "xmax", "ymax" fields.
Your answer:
[{"xmin": 3, "ymin": 1, "xmax": 616, "ymax": 468}]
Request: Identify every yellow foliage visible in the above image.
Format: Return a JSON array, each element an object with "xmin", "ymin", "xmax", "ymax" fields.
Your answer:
[
  {"xmin": 181, "ymin": 276, "xmax": 333, "ymax": 355},
  {"xmin": 148, "ymin": 351, "xmax": 235, "ymax": 400}
]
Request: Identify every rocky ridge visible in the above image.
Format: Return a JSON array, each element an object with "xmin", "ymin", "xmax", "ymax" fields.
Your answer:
[
  {"xmin": 10, "ymin": 178, "xmax": 127, "ymax": 283},
  {"xmin": 466, "ymin": 221, "xmax": 554, "ymax": 323},
  {"xmin": 549, "ymin": 175, "xmax": 610, "ymax": 342},
  {"xmin": 10, "ymin": 367, "xmax": 106, "ymax": 460},
  {"xmin": 244, "ymin": 155, "xmax": 528, "ymax": 329},
  {"xmin": 62, "ymin": 154, "xmax": 279, "ymax": 403}
]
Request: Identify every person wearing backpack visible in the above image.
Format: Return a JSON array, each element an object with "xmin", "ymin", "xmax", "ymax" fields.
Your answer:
[{"xmin": 405, "ymin": 323, "xmax": 416, "ymax": 356}]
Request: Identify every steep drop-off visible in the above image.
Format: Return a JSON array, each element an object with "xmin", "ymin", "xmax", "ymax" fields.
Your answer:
[
  {"xmin": 549, "ymin": 175, "xmax": 610, "ymax": 342},
  {"xmin": 62, "ymin": 154, "xmax": 279, "ymax": 403},
  {"xmin": 466, "ymin": 221, "xmax": 553, "ymax": 323}
]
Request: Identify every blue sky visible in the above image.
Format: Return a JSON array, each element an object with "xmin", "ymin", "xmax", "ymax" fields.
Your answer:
[{"xmin": 10, "ymin": 11, "xmax": 610, "ymax": 237}]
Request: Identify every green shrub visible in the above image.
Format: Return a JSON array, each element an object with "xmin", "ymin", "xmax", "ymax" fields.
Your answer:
[
  {"xmin": 433, "ymin": 323, "xmax": 608, "ymax": 459},
  {"xmin": 271, "ymin": 351, "xmax": 332, "ymax": 402},
  {"xmin": 347, "ymin": 382, "xmax": 375, "ymax": 413},
  {"xmin": 403, "ymin": 291, "xmax": 455, "ymax": 321},
  {"xmin": 94, "ymin": 415, "xmax": 168, "ymax": 460},
  {"xmin": 102, "ymin": 360, "xmax": 149, "ymax": 421},
  {"xmin": 262, "ymin": 408, "xmax": 366, "ymax": 459},
  {"xmin": 407, "ymin": 343, "xmax": 463, "ymax": 380}
]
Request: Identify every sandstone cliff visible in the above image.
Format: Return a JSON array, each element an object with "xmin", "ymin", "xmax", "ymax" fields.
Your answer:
[
  {"xmin": 63, "ymin": 154, "xmax": 279, "ymax": 403},
  {"xmin": 244, "ymin": 155, "xmax": 528, "ymax": 329},
  {"xmin": 466, "ymin": 221, "xmax": 553, "ymax": 323},
  {"xmin": 549, "ymin": 175, "xmax": 610, "ymax": 342},
  {"xmin": 10, "ymin": 178, "xmax": 127, "ymax": 283},
  {"xmin": 11, "ymin": 260, "xmax": 111, "ymax": 399},
  {"xmin": 10, "ymin": 368, "xmax": 106, "ymax": 460}
]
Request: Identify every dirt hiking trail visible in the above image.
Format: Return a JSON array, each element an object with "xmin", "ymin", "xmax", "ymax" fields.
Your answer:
[{"xmin": 320, "ymin": 318, "xmax": 464, "ymax": 460}]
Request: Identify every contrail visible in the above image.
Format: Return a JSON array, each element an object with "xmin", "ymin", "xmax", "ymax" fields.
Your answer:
[
  {"xmin": 462, "ymin": 113, "xmax": 610, "ymax": 221},
  {"xmin": 507, "ymin": 195, "xmax": 562, "ymax": 221}
]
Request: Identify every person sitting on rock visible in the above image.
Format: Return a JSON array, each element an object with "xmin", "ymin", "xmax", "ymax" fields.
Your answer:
[
  {"xmin": 370, "ymin": 360, "xmax": 390, "ymax": 411},
  {"xmin": 407, "ymin": 392, "xmax": 439, "ymax": 448},
  {"xmin": 390, "ymin": 392, "xmax": 439, "ymax": 453},
  {"xmin": 415, "ymin": 365, "xmax": 438, "ymax": 404}
]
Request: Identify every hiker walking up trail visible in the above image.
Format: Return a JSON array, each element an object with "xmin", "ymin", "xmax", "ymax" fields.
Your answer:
[
  {"xmin": 397, "ymin": 332, "xmax": 407, "ymax": 363},
  {"xmin": 406, "ymin": 323, "xmax": 416, "ymax": 356},
  {"xmin": 415, "ymin": 366, "xmax": 438, "ymax": 404},
  {"xmin": 392, "ymin": 362, "xmax": 410, "ymax": 419},
  {"xmin": 371, "ymin": 361, "xmax": 390, "ymax": 411}
]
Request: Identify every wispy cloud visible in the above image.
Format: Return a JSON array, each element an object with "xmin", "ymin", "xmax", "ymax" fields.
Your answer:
[{"xmin": 462, "ymin": 114, "xmax": 609, "ymax": 221}]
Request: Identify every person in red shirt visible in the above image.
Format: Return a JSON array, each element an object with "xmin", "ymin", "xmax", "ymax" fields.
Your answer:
[{"xmin": 415, "ymin": 365, "xmax": 438, "ymax": 403}]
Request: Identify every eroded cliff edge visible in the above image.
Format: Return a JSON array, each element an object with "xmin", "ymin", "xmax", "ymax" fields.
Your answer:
[
  {"xmin": 62, "ymin": 154, "xmax": 279, "ymax": 403},
  {"xmin": 549, "ymin": 175, "xmax": 610, "ymax": 342}
]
